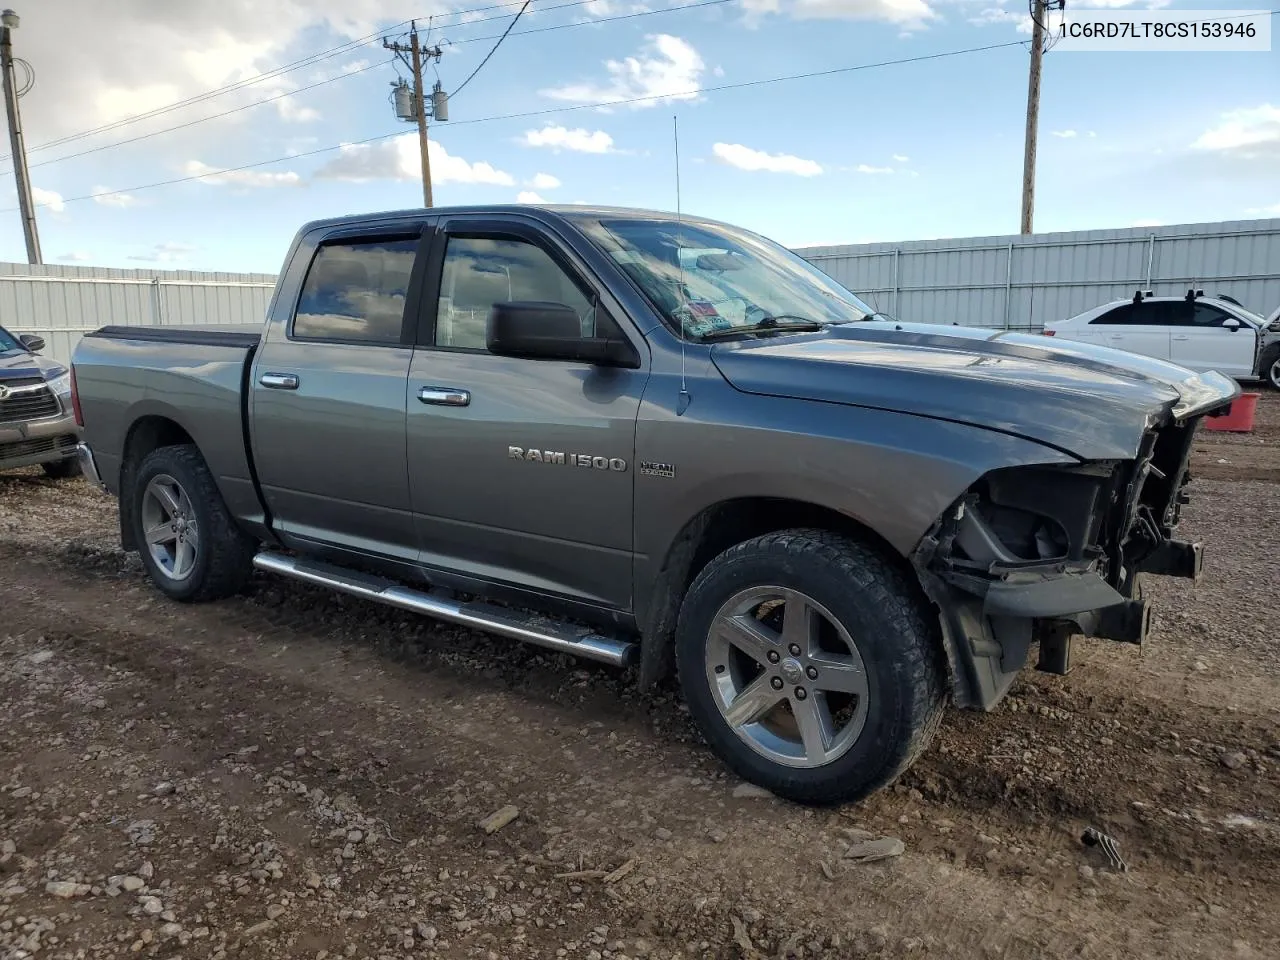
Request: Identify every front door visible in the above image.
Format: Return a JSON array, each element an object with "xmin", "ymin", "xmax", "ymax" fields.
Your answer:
[
  {"xmin": 1168, "ymin": 303, "xmax": 1257, "ymax": 377},
  {"xmin": 250, "ymin": 224, "xmax": 429, "ymax": 562},
  {"xmin": 405, "ymin": 216, "xmax": 649, "ymax": 611}
]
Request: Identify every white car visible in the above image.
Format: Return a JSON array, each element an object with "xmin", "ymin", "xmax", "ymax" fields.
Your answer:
[{"xmin": 1043, "ymin": 292, "xmax": 1280, "ymax": 390}]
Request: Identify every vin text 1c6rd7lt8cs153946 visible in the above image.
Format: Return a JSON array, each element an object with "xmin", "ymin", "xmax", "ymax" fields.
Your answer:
[{"xmin": 69, "ymin": 204, "xmax": 1238, "ymax": 805}]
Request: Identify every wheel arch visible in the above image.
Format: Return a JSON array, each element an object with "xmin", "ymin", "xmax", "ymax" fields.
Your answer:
[{"xmin": 636, "ymin": 495, "xmax": 940, "ymax": 690}]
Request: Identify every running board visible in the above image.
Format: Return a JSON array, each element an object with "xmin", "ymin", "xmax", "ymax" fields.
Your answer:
[{"xmin": 252, "ymin": 552, "xmax": 637, "ymax": 668}]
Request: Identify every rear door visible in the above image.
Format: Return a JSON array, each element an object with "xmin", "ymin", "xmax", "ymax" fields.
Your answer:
[
  {"xmin": 1168, "ymin": 303, "xmax": 1257, "ymax": 377},
  {"xmin": 250, "ymin": 220, "xmax": 432, "ymax": 563},
  {"xmin": 404, "ymin": 215, "xmax": 649, "ymax": 610},
  {"xmin": 1087, "ymin": 301, "xmax": 1175, "ymax": 360}
]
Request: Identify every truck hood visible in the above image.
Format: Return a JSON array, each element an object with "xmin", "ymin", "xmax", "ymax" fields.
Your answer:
[
  {"xmin": 0, "ymin": 349, "xmax": 63, "ymax": 381},
  {"xmin": 709, "ymin": 321, "xmax": 1241, "ymax": 460}
]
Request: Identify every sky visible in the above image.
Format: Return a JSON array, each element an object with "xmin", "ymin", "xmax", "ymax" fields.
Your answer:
[{"xmin": 0, "ymin": 0, "xmax": 1276, "ymax": 272}]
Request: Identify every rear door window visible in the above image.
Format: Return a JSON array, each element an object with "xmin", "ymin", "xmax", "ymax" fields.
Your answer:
[{"xmin": 292, "ymin": 238, "xmax": 419, "ymax": 344}]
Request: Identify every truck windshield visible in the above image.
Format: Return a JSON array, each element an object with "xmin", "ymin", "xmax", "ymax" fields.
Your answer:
[
  {"xmin": 577, "ymin": 217, "xmax": 876, "ymax": 339},
  {"xmin": 0, "ymin": 325, "xmax": 23, "ymax": 355}
]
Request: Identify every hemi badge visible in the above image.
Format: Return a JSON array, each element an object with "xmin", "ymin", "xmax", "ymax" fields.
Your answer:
[{"xmin": 639, "ymin": 461, "xmax": 675, "ymax": 478}]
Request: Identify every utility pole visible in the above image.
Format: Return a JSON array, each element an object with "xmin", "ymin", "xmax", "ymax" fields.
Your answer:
[
  {"xmin": 1, "ymin": 8, "xmax": 40, "ymax": 264},
  {"xmin": 1019, "ymin": 0, "xmax": 1046, "ymax": 236},
  {"xmin": 384, "ymin": 23, "xmax": 445, "ymax": 208}
]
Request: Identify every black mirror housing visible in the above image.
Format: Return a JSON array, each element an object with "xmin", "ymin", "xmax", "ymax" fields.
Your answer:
[
  {"xmin": 19, "ymin": 333, "xmax": 45, "ymax": 352},
  {"xmin": 486, "ymin": 301, "xmax": 640, "ymax": 368}
]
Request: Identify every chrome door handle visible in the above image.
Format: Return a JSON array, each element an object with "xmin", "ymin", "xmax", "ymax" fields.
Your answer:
[
  {"xmin": 259, "ymin": 373, "xmax": 299, "ymax": 390},
  {"xmin": 1172, "ymin": 335, "xmax": 1190, "ymax": 341},
  {"xmin": 418, "ymin": 385, "xmax": 470, "ymax": 406}
]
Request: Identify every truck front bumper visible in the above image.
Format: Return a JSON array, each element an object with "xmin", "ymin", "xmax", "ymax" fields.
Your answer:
[{"xmin": 0, "ymin": 411, "xmax": 81, "ymax": 472}]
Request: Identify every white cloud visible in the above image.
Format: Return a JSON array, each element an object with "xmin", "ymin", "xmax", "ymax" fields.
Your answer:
[
  {"xmin": 856, "ymin": 164, "xmax": 894, "ymax": 174},
  {"xmin": 712, "ymin": 142, "xmax": 823, "ymax": 176},
  {"xmin": 91, "ymin": 186, "xmax": 138, "ymax": 208},
  {"xmin": 1052, "ymin": 129, "xmax": 1078, "ymax": 139},
  {"xmin": 1245, "ymin": 202, "xmax": 1280, "ymax": 217},
  {"xmin": 8, "ymin": 0, "xmax": 434, "ymax": 151},
  {"xmin": 314, "ymin": 135, "xmax": 515, "ymax": 186},
  {"xmin": 184, "ymin": 159, "xmax": 302, "ymax": 187},
  {"xmin": 522, "ymin": 125, "xmax": 615, "ymax": 154},
  {"xmin": 33, "ymin": 187, "xmax": 65, "ymax": 212},
  {"xmin": 57, "ymin": 251, "xmax": 92, "ymax": 262},
  {"xmin": 528, "ymin": 172, "xmax": 562, "ymax": 190},
  {"xmin": 892, "ymin": 153, "xmax": 910, "ymax": 163},
  {"xmin": 128, "ymin": 241, "xmax": 196, "ymax": 263},
  {"xmin": 967, "ymin": 7, "xmax": 1033, "ymax": 33},
  {"xmin": 741, "ymin": 0, "xmax": 936, "ymax": 29},
  {"xmin": 1191, "ymin": 104, "xmax": 1280, "ymax": 157},
  {"xmin": 542, "ymin": 34, "xmax": 704, "ymax": 109},
  {"xmin": 516, "ymin": 191, "xmax": 548, "ymax": 203}
]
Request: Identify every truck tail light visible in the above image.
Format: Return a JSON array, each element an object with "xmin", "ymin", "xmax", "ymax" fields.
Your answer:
[{"xmin": 70, "ymin": 364, "xmax": 84, "ymax": 426}]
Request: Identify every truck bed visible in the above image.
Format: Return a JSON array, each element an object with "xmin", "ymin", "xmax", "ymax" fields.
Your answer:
[{"xmin": 74, "ymin": 324, "xmax": 266, "ymax": 536}]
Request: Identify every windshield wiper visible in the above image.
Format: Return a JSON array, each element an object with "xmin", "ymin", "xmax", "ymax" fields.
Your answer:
[{"xmin": 695, "ymin": 315, "xmax": 826, "ymax": 341}]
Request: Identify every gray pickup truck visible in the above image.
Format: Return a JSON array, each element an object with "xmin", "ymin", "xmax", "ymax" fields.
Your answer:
[
  {"xmin": 70, "ymin": 204, "xmax": 1238, "ymax": 804},
  {"xmin": 1, "ymin": 323, "xmax": 81, "ymax": 478}
]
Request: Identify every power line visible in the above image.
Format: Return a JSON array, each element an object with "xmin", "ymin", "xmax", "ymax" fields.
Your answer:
[
  {"xmin": 447, "ymin": 0, "xmax": 733, "ymax": 48},
  {"xmin": 450, "ymin": 0, "xmax": 532, "ymax": 99},
  {"xmin": 23, "ymin": 60, "xmax": 391, "ymax": 172},
  {"xmin": 0, "ymin": 0, "xmax": 561, "ymax": 162},
  {"xmin": 9, "ymin": 0, "xmax": 736, "ymax": 174},
  {"xmin": 4, "ymin": 38, "xmax": 1033, "ymax": 213}
]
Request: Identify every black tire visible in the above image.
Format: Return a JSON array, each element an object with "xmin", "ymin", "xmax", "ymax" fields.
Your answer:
[
  {"xmin": 130, "ymin": 443, "xmax": 256, "ymax": 602},
  {"xmin": 1262, "ymin": 345, "xmax": 1280, "ymax": 391},
  {"xmin": 675, "ymin": 528, "xmax": 946, "ymax": 806},
  {"xmin": 41, "ymin": 457, "xmax": 80, "ymax": 479}
]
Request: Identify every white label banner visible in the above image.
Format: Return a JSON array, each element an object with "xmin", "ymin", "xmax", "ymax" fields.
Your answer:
[{"xmin": 1053, "ymin": 9, "xmax": 1272, "ymax": 51}]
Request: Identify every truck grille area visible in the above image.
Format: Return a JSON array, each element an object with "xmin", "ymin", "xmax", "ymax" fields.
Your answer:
[
  {"xmin": 0, "ymin": 381, "xmax": 60, "ymax": 423},
  {"xmin": 0, "ymin": 434, "xmax": 77, "ymax": 462}
]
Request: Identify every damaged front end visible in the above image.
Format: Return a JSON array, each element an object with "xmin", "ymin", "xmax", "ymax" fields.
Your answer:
[{"xmin": 913, "ymin": 413, "xmax": 1209, "ymax": 711}]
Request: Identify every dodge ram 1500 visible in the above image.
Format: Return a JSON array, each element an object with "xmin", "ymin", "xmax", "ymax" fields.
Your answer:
[{"xmin": 69, "ymin": 204, "xmax": 1239, "ymax": 804}]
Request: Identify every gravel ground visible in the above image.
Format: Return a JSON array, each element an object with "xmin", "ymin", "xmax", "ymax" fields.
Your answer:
[{"xmin": 1, "ymin": 393, "xmax": 1278, "ymax": 960}]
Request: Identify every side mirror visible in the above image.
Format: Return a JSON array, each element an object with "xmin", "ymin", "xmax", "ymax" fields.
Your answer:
[
  {"xmin": 486, "ymin": 301, "xmax": 640, "ymax": 368},
  {"xmin": 19, "ymin": 333, "xmax": 45, "ymax": 352},
  {"xmin": 1223, "ymin": 318, "xmax": 1242, "ymax": 331}
]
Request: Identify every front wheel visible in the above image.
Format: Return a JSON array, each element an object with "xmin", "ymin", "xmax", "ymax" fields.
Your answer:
[
  {"xmin": 675, "ymin": 529, "xmax": 946, "ymax": 805},
  {"xmin": 1264, "ymin": 346, "xmax": 1280, "ymax": 391},
  {"xmin": 130, "ymin": 444, "xmax": 256, "ymax": 602}
]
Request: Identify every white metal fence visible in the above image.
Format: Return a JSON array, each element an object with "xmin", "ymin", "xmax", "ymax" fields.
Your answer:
[
  {"xmin": 5, "ymin": 216, "xmax": 1279, "ymax": 367},
  {"xmin": 1, "ymin": 263, "xmax": 275, "ymax": 366},
  {"xmin": 794, "ymin": 217, "xmax": 1280, "ymax": 332}
]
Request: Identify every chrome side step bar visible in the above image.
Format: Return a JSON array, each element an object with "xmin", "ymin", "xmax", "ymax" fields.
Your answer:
[{"xmin": 252, "ymin": 551, "xmax": 638, "ymax": 668}]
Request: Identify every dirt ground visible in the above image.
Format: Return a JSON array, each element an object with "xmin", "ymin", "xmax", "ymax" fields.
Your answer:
[{"xmin": 2, "ymin": 393, "xmax": 1279, "ymax": 960}]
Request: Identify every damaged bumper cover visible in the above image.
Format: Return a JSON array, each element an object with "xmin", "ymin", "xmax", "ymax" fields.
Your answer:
[{"xmin": 914, "ymin": 438, "xmax": 1206, "ymax": 711}]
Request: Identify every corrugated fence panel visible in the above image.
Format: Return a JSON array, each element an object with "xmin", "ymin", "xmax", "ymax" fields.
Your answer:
[
  {"xmin": 5, "ymin": 216, "xmax": 1279, "ymax": 368},
  {"xmin": 798, "ymin": 217, "xmax": 1280, "ymax": 331},
  {"xmin": 1, "ymin": 262, "xmax": 275, "ymax": 366}
]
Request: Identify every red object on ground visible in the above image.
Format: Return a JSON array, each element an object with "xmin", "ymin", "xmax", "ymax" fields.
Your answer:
[{"xmin": 1202, "ymin": 392, "xmax": 1259, "ymax": 433}]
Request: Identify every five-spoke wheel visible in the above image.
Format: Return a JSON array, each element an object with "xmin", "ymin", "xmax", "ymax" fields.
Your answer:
[
  {"xmin": 707, "ymin": 586, "xmax": 869, "ymax": 769},
  {"xmin": 141, "ymin": 473, "xmax": 200, "ymax": 582},
  {"xmin": 676, "ymin": 528, "xmax": 946, "ymax": 805}
]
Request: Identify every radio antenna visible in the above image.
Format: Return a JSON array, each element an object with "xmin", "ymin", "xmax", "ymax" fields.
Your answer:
[{"xmin": 674, "ymin": 114, "xmax": 690, "ymax": 415}]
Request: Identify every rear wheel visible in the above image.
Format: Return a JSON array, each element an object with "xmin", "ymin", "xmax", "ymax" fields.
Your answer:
[
  {"xmin": 675, "ymin": 528, "xmax": 946, "ymax": 805},
  {"xmin": 131, "ymin": 444, "xmax": 255, "ymax": 601}
]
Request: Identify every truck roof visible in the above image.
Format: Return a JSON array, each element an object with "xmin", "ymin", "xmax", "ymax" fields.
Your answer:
[{"xmin": 295, "ymin": 203, "xmax": 731, "ymax": 236}]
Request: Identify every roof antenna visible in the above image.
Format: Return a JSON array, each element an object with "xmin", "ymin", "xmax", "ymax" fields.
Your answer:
[{"xmin": 674, "ymin": 113, "xmax": 691, "ymax": 416}]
